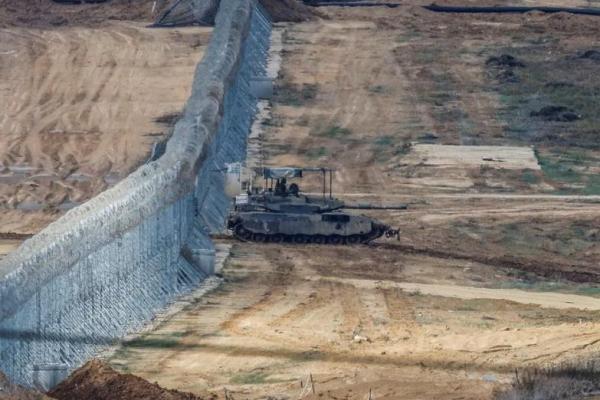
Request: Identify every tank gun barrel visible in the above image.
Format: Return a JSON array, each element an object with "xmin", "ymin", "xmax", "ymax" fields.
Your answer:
[{"xmin": 343, "ymin": 203, "xmax": 408, "ymax": 210}]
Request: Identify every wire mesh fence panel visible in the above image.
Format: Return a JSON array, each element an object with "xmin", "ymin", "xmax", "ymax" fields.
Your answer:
[{"xmin": 0, "ymin": 0, "xmax": 272, "ymax": 387}]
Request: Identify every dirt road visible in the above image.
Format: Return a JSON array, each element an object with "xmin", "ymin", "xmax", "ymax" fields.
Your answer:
[
  {"xmin": 110, "ymin": 241, "xmax": 600, "ymax": 399},
  {"xmin": 306, "ymin": 275, "xmax": 600, "ymax": 310},
  {"xmin": 0, "ymin": 22, "xmax": 209, "ymax": 233}
]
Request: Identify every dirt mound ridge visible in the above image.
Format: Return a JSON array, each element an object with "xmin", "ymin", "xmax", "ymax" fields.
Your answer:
[
  {"xmin": 48, "ymin": 360, "xmax": 203, "ymax": 400},
  {"xmin": 259, "ymin": 0, "xmax": 317, "ymax": 22},
  {"xmin": 0, "ymin": 0, "xmax": 161, "ymax": 28}
]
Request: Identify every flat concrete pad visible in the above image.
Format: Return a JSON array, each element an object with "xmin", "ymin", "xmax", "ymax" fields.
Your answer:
[{"xmin": 404, "ymin": 144, "xmax": 540, "ymax": 170}]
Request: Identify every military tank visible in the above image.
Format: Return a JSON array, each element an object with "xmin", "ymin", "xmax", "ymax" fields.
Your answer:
[{"xmin": 227, "ymin": 167, "xmax": 406, "ymax": 245}]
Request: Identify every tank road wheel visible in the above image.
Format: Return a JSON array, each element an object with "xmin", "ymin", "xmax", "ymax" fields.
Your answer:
[
  {"xmin": 346, "ymin": 235, "xmax": 361, "ymax": 245},
  {"xmin": 327, "ymin": 235, "xmax": 342, "ymax": 245},
  {"xmin": 234, "ymin": 225, "xmax": 252, "ymax": 241},
  {"xmin": 252, "ymin": 233, "xmax": 267, "ymax": 243},
  {"xmin": 270, "ymin": 234, "xmax": 284, "ymax": 243},
  {"xmin": 313, "ymin": 235, "xmax": 325, "ymax": 245},
  {"xmin": 293, "ymin": 235, "xmax": 309, "ymax": 244},
  {"xmin": 359, "ymin": 234, "xmax": 371, "ymax": 244}
]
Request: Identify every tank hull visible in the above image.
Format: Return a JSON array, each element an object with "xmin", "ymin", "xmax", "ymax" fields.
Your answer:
[{"xmin": 227, "ymin": 211, "xmax": 389, "ymax": 245}]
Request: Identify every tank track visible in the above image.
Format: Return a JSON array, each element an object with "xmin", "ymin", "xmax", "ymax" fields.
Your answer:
[{"xmin": 231, "ymin": 224, "xmax": 387, "ymax": 245}]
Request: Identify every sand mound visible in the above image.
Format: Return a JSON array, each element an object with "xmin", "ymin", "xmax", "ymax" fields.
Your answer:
[
  {"xmin": 0, "ymin": 0, "xmax": 161, "ymax": 28},
  {"xmin": 259, "ymin": 0, "xmax": 317, "ymax": 22},
  {"xmin": 48, "ymin": 360, "xmax": 203, "ymax": 400}
]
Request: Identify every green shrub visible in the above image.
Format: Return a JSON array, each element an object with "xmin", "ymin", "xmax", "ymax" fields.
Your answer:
[
  {"xmin": 230, "ymin": 372, "xmax": 268, "ymax": 385},
  {"xmin": 316, "ymin": 125, "xmax": 352, "ymax": 138},
  {"xmin": 275, "ymin": 83, "xmax": 319, "ymax": 106},
  {"xmin": 305, "ymin": 147, "xmax": 328, "ymax": 160}
]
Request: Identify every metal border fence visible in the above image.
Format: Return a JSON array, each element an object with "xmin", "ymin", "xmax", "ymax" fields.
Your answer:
[{"xmin": 0, "ymin": 0, "xmax": 271, "ymax": 387}]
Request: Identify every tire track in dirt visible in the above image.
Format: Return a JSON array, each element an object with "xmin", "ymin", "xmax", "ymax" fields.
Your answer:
[
  {"xmin": 355, "ymin": 287, "xmax": 398, "ymax": 342},
  {"xmin": 373, "ymin": 242, "xmax": 600, "ymax": 283},
  {"xmin": 267, "ymin": 282, "xmax": 331, "ymax": 329},
  {"xmin": 110, "ymin": 240, "xmax": 600, "ymax": 397},
  {"xmin": 395, "ymin": 201, "xmax": 600, "ymax": 219},
  {"xmin": 382, "ymin": 287, "xmax": 421, "ymax": 339},
  {"xmin": 219, "ymin": 248, "xmax": 295, "ymax": 336},
  {"xmin": 270, "ymin": 19, "xmax": 424, "ymax": 192},
  {"xmin": 306, "ymin": 275, "xmax": 600, "ymax": 311},
  {"xmin": 334, "ymin": 281, "xmax": 363, "ymax": 338}
]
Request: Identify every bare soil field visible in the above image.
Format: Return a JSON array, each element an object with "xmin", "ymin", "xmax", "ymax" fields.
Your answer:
[
  {"xmin": 265, "ymin": 3, "xmax": 600, "ymax": 196},
  {"xmin": 110, "ymin": 238, "xmax": 600, "ymax": 400},
  {"xmin": 0, "ymin": 5, "xmax": 210, "ymax": 235},
  {"xmin": 109, "ymin": 2, "xmax": 600, "ymax": 399},
  {"xmin": 0, "ymin": 0, "xmax": 162, "ymax": 28}
]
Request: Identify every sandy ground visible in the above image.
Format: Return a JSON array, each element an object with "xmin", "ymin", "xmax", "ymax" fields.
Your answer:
[
  {"xmin": 305, "ymin": 275, "xmax": 600, "ymax": 310},
  {"xmin": 263, "ymin": 3, "xmax": 600, "ymax": 195},
  {"xmin": 109, "ymin": 3, "xmax": 600, "ymax": 398},
  {"xmin": 0, "ymin": 239, "xmax": 21, "ymax": 261},
  {"xmin": 110, "ymin": 239, "xmax": 600, "ymax": 400},
  {"xmin": 0, "ymin": 22, "xmax": 210, "ymax": 234},
  {"xmin": 403, "ymin": 144, "xmax": 540, "ymax": 170}
]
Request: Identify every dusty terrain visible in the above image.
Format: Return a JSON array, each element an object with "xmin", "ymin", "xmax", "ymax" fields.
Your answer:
[
  {"xmin": 110, "ymin": 236, "xmax": 600, "ymax": 399},
  {"xmin": 266, "ymin": 5, "xmax": 600, "ymax": 196},
  {"xmin": 109, "ymin": 1, "xmax": 600, "ymax": 399},
  {"xmin": 0, "ymin": 3, "xmax": 210, "ymax": 236},
  {"xmin": 0, "ymin": 0, "xmax": 165, "ymax": 28}
]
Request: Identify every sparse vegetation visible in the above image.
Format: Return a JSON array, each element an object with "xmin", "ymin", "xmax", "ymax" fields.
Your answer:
[
  {"xmin": 368, "ymin": 84, "xmax": 388, "ymax": 94},
  {"xmin": 372, "ymin": 137, "xmax": 411, "ymax": 163},
  {"xmin": 451, "ymin": 218, "xmax": 599, "ymax": 263},
  {"xmin": 534, "ymin": 147, "xmax": 600, "ymax": 194},
  {"xmin": 494, "ymin": 361, "xmax": 600, "ymax": 400},
  {"xmin": 520, "ymin": 169, "xmax": 541, "ymax": 185},
  {"xmin": 275, "ymin": 82, "xmax": 319, "ymax": 106},
  {"xmin": 123, "ymin": 333, "xmax": 187, "ymax": 349},
  {"xmin": 318, "ymin": 125, "xmax": 352, "ymax": 138},
  {"xmin": 538, "ymin": 152, "xmax": 582, "ymax": 185},
  {"xmin": 374, "ymin": 136, "xmax": 394, "ymax": 146},
  {"xmin": 395, "ymin": 30, "xmax": 422, "ymax": 43},
  {"xmin": 230, "ymin": 371, "xmax": 269, "ymax": 385},
  {"xmin": 304, "ymin": 146, "xmax": 328, "ymax": 160},
  {"xmin": 491, "ymin": 46, "xmax": 600, "ymax": 150}
]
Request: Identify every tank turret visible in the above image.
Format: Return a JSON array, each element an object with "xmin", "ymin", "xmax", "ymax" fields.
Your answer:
[{"xmin": 226, "ymin": 167, "xmax": 404, "ymax": 245}]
